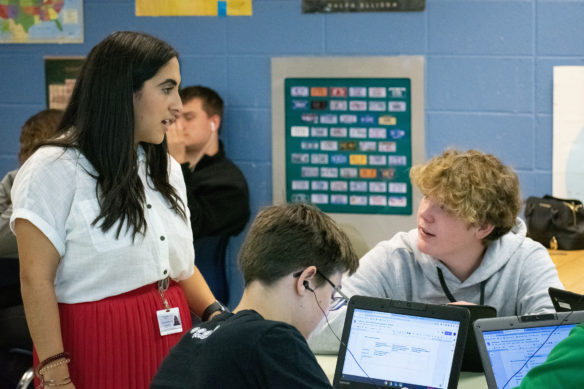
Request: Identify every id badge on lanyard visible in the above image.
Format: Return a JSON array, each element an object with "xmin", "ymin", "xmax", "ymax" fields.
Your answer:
[{"xmin": 156, "ymin": 277, "xmax": 183, "ymax": 336}]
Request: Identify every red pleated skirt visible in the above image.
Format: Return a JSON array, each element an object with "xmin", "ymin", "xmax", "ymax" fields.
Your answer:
[{"xmin": 34, "ymin": 282, "xmax": 192, "ymax": 389}]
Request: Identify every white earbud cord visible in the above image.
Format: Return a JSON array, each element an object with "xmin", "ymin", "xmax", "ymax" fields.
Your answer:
[{"xmin": 310, "ymin": 291, "xmax": 384, "ymax": 389}]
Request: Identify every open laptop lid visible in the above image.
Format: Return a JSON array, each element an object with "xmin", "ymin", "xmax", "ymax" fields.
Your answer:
[
  {"xmin": 474, "ymin": 311, "xmax": 584, "ymax": 389},
  {"xmin": 333, "ymin": 296, "xmax": 470, "ymax": 389},
  {"xmin": 457, "ymin": 305, "xmax": 497, "ymax": 372},
  {"xmin": 548, "ymin": 287, "xmax": 584, "ymax": 312}
]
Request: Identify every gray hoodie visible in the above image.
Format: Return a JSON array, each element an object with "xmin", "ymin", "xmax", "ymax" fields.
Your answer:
[{"xmin": 309, "ymin": 218, "xmax": 564, "ymax": 353}]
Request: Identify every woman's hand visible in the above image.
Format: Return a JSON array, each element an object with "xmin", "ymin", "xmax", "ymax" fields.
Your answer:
[
  {"xmin": 15, "ymin": 219, "xmax": 71, "ymax": 389},
  {"xmin": 41, "ymin": 363, "xmax": 76, "ymax": 389}
]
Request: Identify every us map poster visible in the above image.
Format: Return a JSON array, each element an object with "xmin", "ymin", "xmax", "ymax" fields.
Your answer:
[
  {"xmin": 285, "ymin": 78, "xmax": 412, "ymax": 215},
  {"xmin": 0, "ymin": 0, "xmax": 83, "ymax": 43}
]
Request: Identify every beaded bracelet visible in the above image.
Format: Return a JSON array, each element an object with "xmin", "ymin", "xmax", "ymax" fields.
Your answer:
[
  {"xmin": 36, "ymin": 352, "xmax": 70, "ymax": 376},
  {"xmin": 38, "ymin": 357, "xmax": 71, "ymax": 376}
]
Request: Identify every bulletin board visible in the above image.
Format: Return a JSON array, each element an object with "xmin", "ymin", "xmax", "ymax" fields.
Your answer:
[
  {"xmin": 272, "ymin": 57, "xmax": 425, "ymax": 251},
  {"xmin": 285, "ymin": 77, "xmax": 412, "ymax": 215},
  {"xmin": 45, "ymin": 57, "xmax": 84, "ymax": 109}
]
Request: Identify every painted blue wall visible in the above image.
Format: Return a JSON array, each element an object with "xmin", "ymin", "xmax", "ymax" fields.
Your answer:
[{"xmin": 2, "ymin": 0, "xmax": 584, "ymax": 306}]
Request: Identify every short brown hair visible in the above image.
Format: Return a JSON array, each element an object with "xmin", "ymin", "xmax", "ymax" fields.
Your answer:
[
  {"xmin": 410, "ymin": 149, "xmax": 521, "ymax": 242},
  {"xmin": 179, "ymin": 85, "xmax": 224, "ymax": 119},
  {"xmin": 239, "ymin": 203, "xmax": 359, "ymax": 286},
  {"xmin": 19, "ymin": 109, "xmax": 63, "ymax": 164}
]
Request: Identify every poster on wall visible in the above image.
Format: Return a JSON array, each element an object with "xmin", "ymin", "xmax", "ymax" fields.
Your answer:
[
  {"xmin": 553, "ymin": 66, "xmax": 584, "ymax": 201},
  {"xmin": 0, "ymin": 0, "xmax": 83, "ymax": 44},
  {"xmin": 136, "ymin": 0, "xmax": 252, "ymax": 16},
  {"xmin": 285, "ymin": 78, "xmax": 412, "ymax": 215},
  {"xmin": 302, "ymin": 0, "xmax": 424, "ymax": 13},
  {"xmin": 45, "ymin": 57, "xmax": 84, "ymax": 110}
]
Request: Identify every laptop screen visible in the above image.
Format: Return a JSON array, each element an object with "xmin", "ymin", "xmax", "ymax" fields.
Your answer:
[
  {"xmin": 339, "ymin": 308, "xmax": 461, "ymax": 389},
  {"xmin": 482, "ymin": 324, "xmax": 576, "ymax": 389}
]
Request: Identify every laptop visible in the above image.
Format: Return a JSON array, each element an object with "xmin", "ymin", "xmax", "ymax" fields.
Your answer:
[
  {"xmin": 457, "ymin": 304, "xmax": 497, "ymax": 372},
  {"xmin": 548, "ymin": 287, "xmax": 584, "ymax": 312},
  {"xmin": 474, "ymin": 311, "xmax": 584, "ymax": 389},
  {"xmin": 333, "ymin": 296, "xmax": 470, "ymax": 389}
]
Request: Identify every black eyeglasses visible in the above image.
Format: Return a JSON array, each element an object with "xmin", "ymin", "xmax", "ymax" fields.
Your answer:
[{"xmin": 293, "ymin": 269, "xmax": 349, "ymax": 311}]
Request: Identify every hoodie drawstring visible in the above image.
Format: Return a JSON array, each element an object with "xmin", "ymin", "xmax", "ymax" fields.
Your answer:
[{"xmin": 436, "ymin": 267, "xmax": 486, "ymax": 305}]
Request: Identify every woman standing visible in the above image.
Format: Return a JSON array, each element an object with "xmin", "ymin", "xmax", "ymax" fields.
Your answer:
[{"xmin": 11, "ymin": 31, "xmax": 220, "ymax": 388}]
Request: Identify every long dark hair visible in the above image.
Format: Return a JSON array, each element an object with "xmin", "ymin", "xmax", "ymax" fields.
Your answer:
[{"xmin": 45, "ymin": 31, "xmax": 186, "ymax": 239}]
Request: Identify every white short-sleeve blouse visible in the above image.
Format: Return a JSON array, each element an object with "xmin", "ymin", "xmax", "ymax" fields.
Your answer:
[{"xmin": 10, "ymin": 145, "xmax": 195, "ymax": 304}]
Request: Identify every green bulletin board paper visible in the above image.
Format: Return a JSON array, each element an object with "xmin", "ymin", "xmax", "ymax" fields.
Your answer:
[
  {"xmin": 45, "ymin": 57, "xmax": 84, "ymax": 109},
  {"xmin": 285, "ymin": 78, "xmax": 412, "ymax": 215}
]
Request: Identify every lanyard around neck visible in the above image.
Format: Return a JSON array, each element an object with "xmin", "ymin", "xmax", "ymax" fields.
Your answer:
[{"xmin": 436, "ymin": 267, "xmax": 486, "ymax": 305}]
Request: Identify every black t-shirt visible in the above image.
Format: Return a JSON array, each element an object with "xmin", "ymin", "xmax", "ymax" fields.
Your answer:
[{"xmin": 151, "ymin": 310, "xmax": 332, "ymax": 389}]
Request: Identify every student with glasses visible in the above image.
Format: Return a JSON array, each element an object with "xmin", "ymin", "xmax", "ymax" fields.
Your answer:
[
  {"xmin": 293, "ymin": 268, "xmax": 350, "ymax": 312},
  {"xmin": 151, "ymin": 203, "xmax": 359, "ymax": 388}
]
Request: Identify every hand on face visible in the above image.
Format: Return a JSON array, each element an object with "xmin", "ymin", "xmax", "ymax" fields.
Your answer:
[{"xmin": 166, "ymin": 120, "xmax": 187, "ymax": 164}]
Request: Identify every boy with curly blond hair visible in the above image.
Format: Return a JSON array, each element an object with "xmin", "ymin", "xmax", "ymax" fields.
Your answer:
[{"xmin": 310, "ymin": 149, "xmax": 563, "ymax": 353}]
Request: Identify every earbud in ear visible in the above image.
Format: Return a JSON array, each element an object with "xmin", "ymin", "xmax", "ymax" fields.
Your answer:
[
  {"xmin": 303, "ymin": 281, "xmax": 314, "ymax": 292},
  {"xmin": 211, "ymin": 123, "xmax": 216, "ymax": 132}
]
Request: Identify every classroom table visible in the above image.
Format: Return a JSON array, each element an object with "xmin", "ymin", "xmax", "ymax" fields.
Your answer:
[
  {"xmin": 315, "ymin": 354, "xmax": 488, "ymax": 389},
  {"xmin": 549, "ymin": 249, "xmax": 584, "ymax": 294}
]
